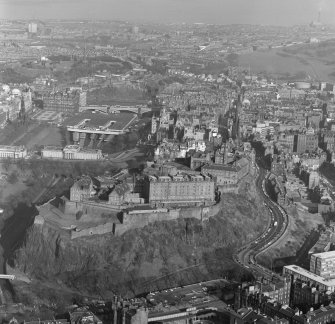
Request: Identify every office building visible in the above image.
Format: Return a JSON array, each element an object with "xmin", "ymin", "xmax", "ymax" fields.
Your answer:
[
  {"xmin": 310, "ymin": 251, "xmax": 335, "ymax": 278},
  {"xmin": 283, "ymin": 265, "xmax": 335, "ymax": 292}
]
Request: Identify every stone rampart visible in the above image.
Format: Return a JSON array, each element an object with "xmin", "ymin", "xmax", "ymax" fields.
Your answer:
[
  {"xmin": 58, "ymin": 201, "xmax": 223, "ymax": 239},
  {"xmin": 71, "ymin": 222, "xmax": 115, "ymax": 239}
]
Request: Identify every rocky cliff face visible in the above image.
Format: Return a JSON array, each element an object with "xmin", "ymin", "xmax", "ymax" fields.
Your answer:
[{"xmin": 13, "ymin": 175, "xmax": 268, "ymax": 304}]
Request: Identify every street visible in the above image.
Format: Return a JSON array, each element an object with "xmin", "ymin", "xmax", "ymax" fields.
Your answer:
[{"xmin": 233, "ymin": 167, "xmax": 288, "ymax": 280}]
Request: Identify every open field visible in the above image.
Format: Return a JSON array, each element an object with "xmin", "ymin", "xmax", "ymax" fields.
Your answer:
[{"xmin": 238, "ymin": 45, "xmax": 335, "ymax": 82}]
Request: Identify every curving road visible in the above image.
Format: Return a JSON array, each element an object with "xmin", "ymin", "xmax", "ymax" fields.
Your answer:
[{"xmin": 233, "ymin": 165, "xmax": 289, "ymax": 280}]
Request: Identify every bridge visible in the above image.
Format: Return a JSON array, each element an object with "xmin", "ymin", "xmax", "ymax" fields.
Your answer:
[{"xmin": 79, "ymin": 105, "xmax": 152, "ymax": 115}]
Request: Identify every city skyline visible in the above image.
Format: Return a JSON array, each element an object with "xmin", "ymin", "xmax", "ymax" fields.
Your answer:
[{"xmin": 1, "ymin": 0, "xmax": 335, "ymax": 26}]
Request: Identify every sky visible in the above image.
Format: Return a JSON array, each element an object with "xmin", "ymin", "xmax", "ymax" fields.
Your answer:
[{"xmin": 1, "ymin": 0, "xmax": 335, "ymax": 26}]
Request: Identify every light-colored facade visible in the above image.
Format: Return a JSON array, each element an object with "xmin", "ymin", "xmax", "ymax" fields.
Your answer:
[
  {"xmin": 63, "ymin": 145, "xmax": 103, "ymax": 160},
  {"xmin": 283, "ymin": 265, "xmax": 335, "ymax": 292},
  {"xmin": 41, "ymin": 146, "xmax": 63, "ymax": 159},
  {"xmin": 41, "ymin": 145, "xmax": 103, "ymax": 160},
  {"xmin": 310, "ymin": 251, "xmax": 335, "ymax": 278},
  {"xmin": 148, "ymin": 174, "xmax": 215, "ymax": 206},
  {"xmin": 0, "ymin": 145, "xmax": 27, "ymax": 159},
  {"xmin": 309, "ymin": 171, "xmax": 320, "ymax": 189}
]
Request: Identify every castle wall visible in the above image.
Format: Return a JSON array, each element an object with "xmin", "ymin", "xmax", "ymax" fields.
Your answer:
[
  {"xmin": 71, "ymin": 222, "xmax": 115, "ymax": 239},
  {"xmin": 65, "ymin": 201, "xmax": 223, "ymax": 239},
  {"xmin": 114, "ymin": 204, "xmax": 221, "ymax": 236},
  {"xmin": 218, "ymin": 185, "xmax": 239, "ymax": 194},
  {"xmin": 65, "ymin": 201, "xmax": 120, "ymax": 218}
]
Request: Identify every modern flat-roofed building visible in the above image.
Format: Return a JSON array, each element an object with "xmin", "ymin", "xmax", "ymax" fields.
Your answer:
[
  {"xmin": 0, "ymin": 145, "xmax": 27, "ymax": 159},
  {"xmin": 310, "ymin": 251, "xmax": 335, "ymax": 278},
  {"xmin": 147, "ymin": 173, "xmax": 215, "ymax": 207},
  {"xmin": 283, "ymin": 265, "xmax": 335, "ymax": 292}
]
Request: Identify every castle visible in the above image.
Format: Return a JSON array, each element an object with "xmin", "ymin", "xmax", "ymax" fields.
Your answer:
[{"xmin": 34, "ymin": 153, "xmax": 254, "ymax": 239}]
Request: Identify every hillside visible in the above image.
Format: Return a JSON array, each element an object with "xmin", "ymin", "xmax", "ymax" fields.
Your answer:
[{"xmin": 11, "ymin": 174, "xmax": 268, "ymax": 308}]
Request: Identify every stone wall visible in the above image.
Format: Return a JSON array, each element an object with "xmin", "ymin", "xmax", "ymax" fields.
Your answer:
[
  {"xmin": 71, "ymin": 222, "xmax": 115, "ymax": 239},
  {"xmin": 67, "ymin": 202, "xmax": 222, "ymax": 238},
  {"xmin": 65, "ymin": 201, "xmax": 120, "ymax": 218},
  {"xmin": 218, "ymin": 185, "xmax": 238, "ymax": 194},
  {"xmin": 114, "ymin": 204, "xmax": 221, "ymax": 236}
]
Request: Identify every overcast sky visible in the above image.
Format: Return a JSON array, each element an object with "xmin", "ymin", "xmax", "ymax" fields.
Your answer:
[{"xmin": 1, "ymin": 0, "xmax": 335, "ymax": 25}]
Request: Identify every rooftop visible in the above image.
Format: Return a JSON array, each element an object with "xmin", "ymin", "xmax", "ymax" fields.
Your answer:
[
  {"xmin": 0, "ymin": 145, "xmax": 26, "ymax": 152},
  {"xmin": 43, "ymin": 145, "xmax": 63, "ymax": 151},
  {"xmin": 284, "ymin": 265, "xmax": 335, "ymax": 287},
  {"xmin": 63, "ymin": 111, "xmax": 136, "ymax": 132},
  {"xmin": 312, "ymin": 250, "xmax": 335, "ymax": 260}
]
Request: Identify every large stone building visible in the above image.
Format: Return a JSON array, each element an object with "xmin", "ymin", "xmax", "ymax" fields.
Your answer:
[
  {"xmin": 70, "ymin": 176, "xmax": 96, "ymax": 202},
  {"xmin": 147, "ymin": 173, "xmax": 215, "ymax": 207},
  {"xmin": 296, "ymin": 134, "xmax": 319, "ymax": 153},
  {"xmin": 42, "ymin": 90, "xmax": 86, "ymax": 114},
  {"xmin": 41, "ymin": 146, "xmax": 64, "ymax": 159},
  {"xmin": 108, "ymin": 183, "xmax": 144, "ymax": 206},
  {"xmin": 201, "ymin": 157, "xmax": 249, "ymax": 188},
  {"xmin": 63, "ymin": 145, "xmax": 103, "ymax": 160},
  {"xmin": 0, "ymin": 145, "xmax": 27, "ymax": 159},
  {"xmin": 41, "ymin": 145, "xmax": 103, "ymax": 160},
  {"xmin": 190, "ymin": 153, "xmax": 211, "ymax": 170}
]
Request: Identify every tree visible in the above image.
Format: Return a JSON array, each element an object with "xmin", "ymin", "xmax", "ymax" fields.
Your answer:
[
  {"xmin": 2, "ymin": 158, "xmax": 12, "ymax": 172},
  {"xmin": 309, "ymin": 186, "xmax": 321, "ymax": 203},
  {"xmin": 7, "ymin": 171, "xmax": 18, "ymax": 184}
]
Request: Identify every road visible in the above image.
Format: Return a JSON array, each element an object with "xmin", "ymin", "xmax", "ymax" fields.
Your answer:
[{"xmin": 233, "ymin": 165, "xmax": 288, "ymax": 280}]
